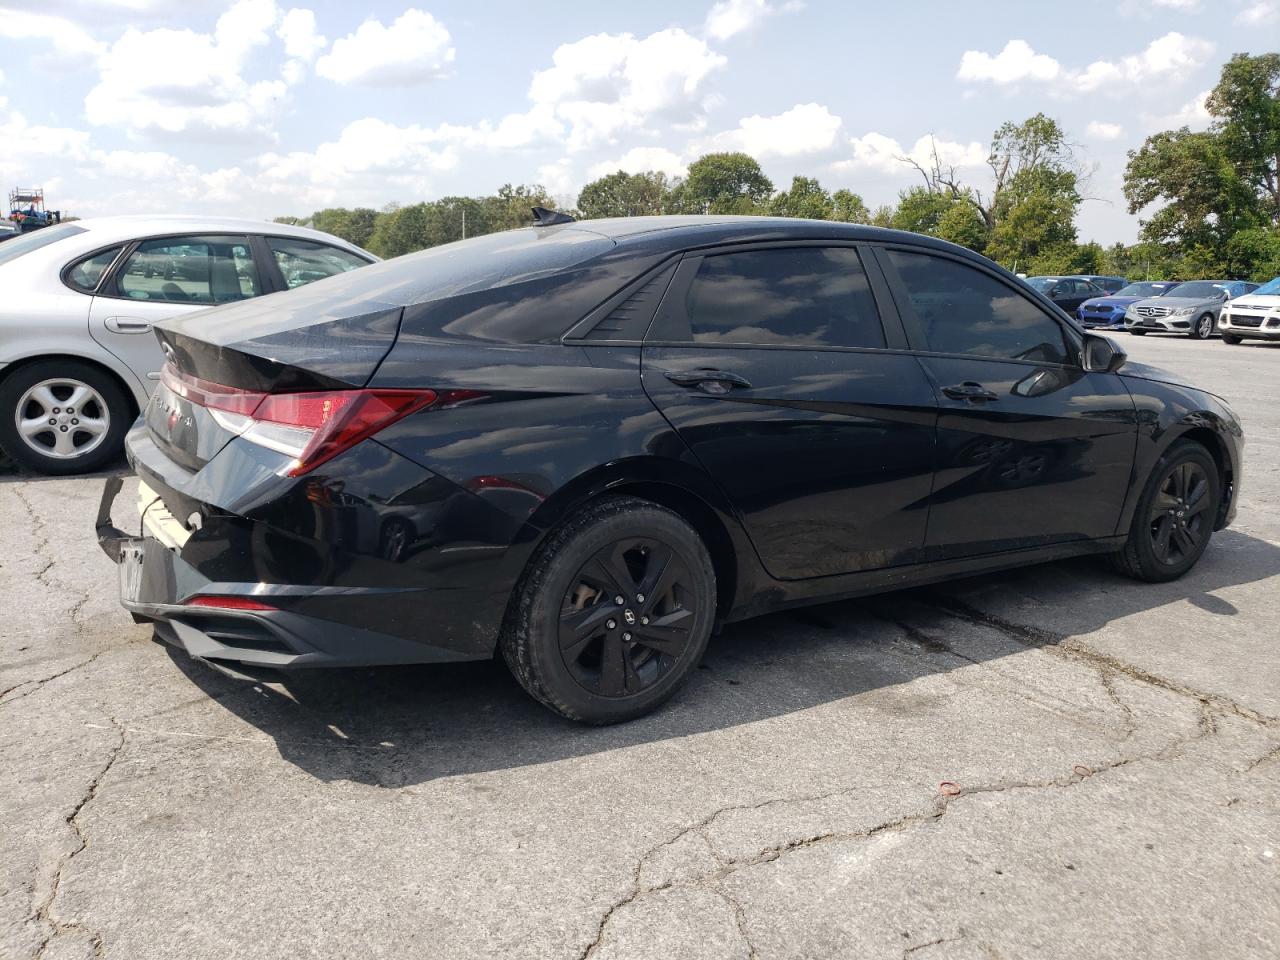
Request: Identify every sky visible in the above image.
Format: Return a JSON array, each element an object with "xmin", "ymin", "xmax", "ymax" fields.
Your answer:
[{"xmin": 0, "ymin": 0, "xmax": 1276, "ymax": 244}]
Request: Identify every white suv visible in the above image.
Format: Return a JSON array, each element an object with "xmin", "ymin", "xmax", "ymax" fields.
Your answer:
[{"xmin": 0, "ymin": 216, "xmax": 375, "ymax": 474}]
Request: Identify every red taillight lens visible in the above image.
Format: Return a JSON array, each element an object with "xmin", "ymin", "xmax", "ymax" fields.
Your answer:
[
  {"xmin": 184, "ymin": 595, "xmax": 276, "ymax": 611},
  {"xmin": 254, "ymin": 389, "xmax": 437, "ymax": 476},
  {"xmin": 159, "ymin": 363, "xmax": 439, "ymax": 476}
]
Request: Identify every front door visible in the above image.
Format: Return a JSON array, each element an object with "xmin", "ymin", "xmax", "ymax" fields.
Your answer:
[
  {"xmin": 88, "ymin": 234, "xmax": 260, "ymax": 386},
  {"xmin": 641, "ymin": 244, "xmax": 938, "ymax": 580},
  {"xmin": 877, "ymin": 246, "xmax": 1137, "ymax": 559}
]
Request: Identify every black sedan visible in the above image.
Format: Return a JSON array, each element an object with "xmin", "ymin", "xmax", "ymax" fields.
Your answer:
[
  {"xmin": 98, "ymin": 216, "xmax": 1243, "ymax": 724},
  {"xmin": 1024, "ymin": 275, "xmax": 1106, "ymax": 313}
]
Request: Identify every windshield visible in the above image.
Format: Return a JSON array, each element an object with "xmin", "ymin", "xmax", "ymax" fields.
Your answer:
[
  {"xmin": 1166, "ymin": 281, "xmax": 1227, "ymax": 299},
  {"xmin": 0, "ymin": 223, "xmax": 87, "ymax": 267},
  {"xmin": 1116, "ymin": 282, "xmax": 1172, "ymax": 298},
  {"xmin": 1251, "ymin": 276, "xmax": 1280, "ymax": 296},
  {"xmin": 1025, "ymin": 277, "xmax": 1057, "ymax": 293}
]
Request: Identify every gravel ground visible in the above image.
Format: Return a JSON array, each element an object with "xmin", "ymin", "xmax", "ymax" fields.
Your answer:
[{"xmin": 2, "ymin": 333, "xmax": 1277, "ymax": 960}]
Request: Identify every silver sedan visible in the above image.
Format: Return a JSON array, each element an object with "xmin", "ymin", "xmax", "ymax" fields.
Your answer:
[
  {"xmin": 0, "ymin": 216, "xmax": 375, "ymax": 474},
  {"xmin": 1124, "ymin": 280, "xmax": 1258, "ymax": 340}
]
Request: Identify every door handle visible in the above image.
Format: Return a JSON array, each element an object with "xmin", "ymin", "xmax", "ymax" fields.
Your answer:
[
  {"xmin": 105, "ymin": 317, "xmax": 152, "ymax": 334},
  {"xmin": 942, "ymin": 381, "xmax": 999, "ymax": 402},
  {"xmin": 664, "ymin": 369, "xmax": 752, "ymax": 394}
]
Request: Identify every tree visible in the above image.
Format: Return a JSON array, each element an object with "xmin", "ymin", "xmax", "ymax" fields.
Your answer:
[
  {"xmin": 935, "ymin": 202, "xmax": 988, "ymax": 253},
  {"xmin": 675, "ymin": 152, "xmax": 773, "ymax": 214},
  {"xmin": 831, "ymin": 189, "xmax": 870, "ymax": 224},
  {"xmin": 769, "ymin": 176, "xmax": 834, "ymax": 219},
  {"xmin": 309, "ymin": 207, "xmax": 380, "ymax": 248},
  {"xmin": 890, "ymin": 187, "xmax": 956, "ymax": 235},
  {"xmin": 1206, "ymin": 53, "xmax": 1280, "ymax": 227},
  {"xmin": 577, "ymin": 171, "xmax": 673, "ymax": 219}
]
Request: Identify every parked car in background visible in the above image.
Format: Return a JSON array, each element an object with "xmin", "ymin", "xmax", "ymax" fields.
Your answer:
[
  {"xmin": 1077, "ymin": 280, "xmax": 1178, "ymax": 329},
  {"xmin": 1069, "ymin": 274, "xmax": 1127, "ymax": 294},
  {"xmin": 1024, "ymin": 276, "xmax": 1105, "ymax": 313},
  {"xmin": 95, "ymin": 216, "xmax": 1242, "ymax": 724},
  {"xmin": 1219, "ymin": 276, "xmax": 1280, "ymax": 344},
  {"xmin": 0, "ymin": 216, "xmax": 376, "ymax": 475},
  {"xmin": 1125, "ymin": 280, "xmax": 1259, "ymax": 339}
]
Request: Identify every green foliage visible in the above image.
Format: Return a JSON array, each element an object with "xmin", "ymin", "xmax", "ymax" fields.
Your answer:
[
  {"xmin": 675, "ymin": 152, "xmax": 773, "ymax": 214},
  {"xmin": 577, "ymin": 171, "xmax": 673, "ymax": 219},
  {"xmin": 934, "ymin": 202, "xmax": 988, "ymax": 253}
]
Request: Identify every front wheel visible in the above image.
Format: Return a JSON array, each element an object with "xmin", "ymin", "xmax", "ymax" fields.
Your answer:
[
  {"xmin": 1110, "ymin": 440, "xmax": 1220, "ymax": 582},
  {"xmin": 1189, "ymin": 313, "xmax": 1215, "ymax": 340},
  {"xmin": 0, "ymin": 360, "xmax": 131, "ymax": 475},
  {"xmin": 501, "ymin": 496, "xmax": 716, "ymax": 724},
  {"xmin": 1222, "ymin": 333, "xmax": 1243, "ymax": 345},
  {"xmin": 1128, "ymin": 329, "xmax": 1147, "ymax": 336}
]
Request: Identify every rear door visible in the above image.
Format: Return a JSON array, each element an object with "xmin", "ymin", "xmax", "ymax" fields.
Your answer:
[
  {"xmin": 88, "ymin": 234, "xmax": 260, "ymax": 386},
  {"xmin": 875, "ymin": 245, "xmax": 1136, "ymax": 560},
  {"xmin": 641, "ymin": 243, "xmax": 938, "ymax": 580}
]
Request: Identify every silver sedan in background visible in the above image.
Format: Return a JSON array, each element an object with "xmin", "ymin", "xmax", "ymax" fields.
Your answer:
[
  {"xmin": 1124, "ymin": 279, "xmax": 1258, "ymax": 339},
  {"xmin": 0, "ymin": 216, "xmax": 375, "ymax": 474}
]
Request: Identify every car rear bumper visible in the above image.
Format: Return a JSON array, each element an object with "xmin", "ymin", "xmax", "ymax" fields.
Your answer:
[{"xmin": 97, "ymin": 462, "xmax": 515, "ymax": 675}]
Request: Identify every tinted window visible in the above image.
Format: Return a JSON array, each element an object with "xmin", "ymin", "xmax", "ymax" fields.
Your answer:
[
  {"xmin": 267, "ymin": 237, "xmax": 369, "ymax": 289},
  {"xmin": 117, "ymin": 236, "xmax": 260, "ymax": 305},
  {"xmin": 887, "ymin": 250, "xmax": 1070, "ymax": 364},
  {"xmin": 1116, "ymin": 282, "xmax": 1170, "ymax": 298},
  {"xmin": 684, "ymin": 247, "xmax": 884, "ymax": 348},
  {"xmin": 0, "ymin": 223, "xmax": 87, "ymax": 267},
  {"xmin": 65, "ymin": 245, "xmax": 123, "ymax": 293}
]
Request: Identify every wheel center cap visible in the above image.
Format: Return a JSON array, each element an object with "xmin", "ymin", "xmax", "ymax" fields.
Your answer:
[{"xmin": 623, "ymin": 609, "xmax": 637, "ymax": 626}]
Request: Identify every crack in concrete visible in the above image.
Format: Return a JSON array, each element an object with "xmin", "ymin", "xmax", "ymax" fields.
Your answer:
[
  {"xmin": 903, "ymin": 933, "xmax": 966, "ymax": 957},
  {"xmin": 31, "ymin": 716, "xmax": 125, "ymax": 960},
  {"xmin": 925, "ymin": 595, "xmax": 1279, "ymax": 728},
  {"xmin": 0, "ymin": 653, "xmax": 105, "ymax": 708}
]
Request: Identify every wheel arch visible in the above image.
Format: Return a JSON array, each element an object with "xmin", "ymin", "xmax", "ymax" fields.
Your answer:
[{"xmin": 1169, "ymin": 424, "xmax": 1234, "ymax": 529}]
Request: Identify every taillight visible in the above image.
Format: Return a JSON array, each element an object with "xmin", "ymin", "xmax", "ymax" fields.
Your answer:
[
  {"xmin": 160, "ymin": 363, "xmax": 441, "ymax": 476},
  {"xmin": 184, "ymin": 595, "xmax": 276, "ymax": 611}
]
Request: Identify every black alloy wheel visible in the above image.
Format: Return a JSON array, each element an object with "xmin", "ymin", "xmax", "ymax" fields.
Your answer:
[
  {"xmin": 1111, "ymin": 440, "xmax": 1219, "ymax": 582},
  {"xmin": 502, "ymin": 496, "xmax": 715, "ymax": 724},
  {"xmin": 559, "ymin": 538, "xmax": 696, "ymax": 698},
  {"xmin": 1148, "ymin": 460, "xmax": 1213, "ymax": 566}
]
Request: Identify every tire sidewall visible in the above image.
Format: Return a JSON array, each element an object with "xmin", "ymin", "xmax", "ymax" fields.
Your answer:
[
  {"xmin": 1191, "ymin": 314, "xmax": 1214, "ymax": 339},
  {"xmin": 521, "ymin": 502, "xmax": 715, "ymax": 723},
  {"xmin": 0, "ymin": 360, "xmax": 132, "ymax": 475},
  {"xmin": 1128, "ymin": 442, "xmax": 1220, "ymax": 579}
]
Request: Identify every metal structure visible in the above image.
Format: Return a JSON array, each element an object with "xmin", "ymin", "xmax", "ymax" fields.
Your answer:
[{"xmin": 7, "ymin": 187, "xmax": 62, "ymax": 234}]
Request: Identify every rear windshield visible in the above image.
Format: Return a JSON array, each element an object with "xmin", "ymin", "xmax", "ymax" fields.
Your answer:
[
  {"xmin": 0, "ymin": 223, "xmax": 87, "ymax": 267},
  {"xmin": 1251, "ymin": 276, "xmax": 1280, "ymax": 296}
]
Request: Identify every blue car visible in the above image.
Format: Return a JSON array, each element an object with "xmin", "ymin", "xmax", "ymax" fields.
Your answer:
[{"xmin": 1077, "ymin": 280, "xmax": 1177, "ymax": 329}]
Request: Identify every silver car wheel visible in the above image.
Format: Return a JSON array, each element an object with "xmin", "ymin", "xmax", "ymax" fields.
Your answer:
[{"xmin": 15, "ymin": 378, "xmax": 111, "ymax": 460}]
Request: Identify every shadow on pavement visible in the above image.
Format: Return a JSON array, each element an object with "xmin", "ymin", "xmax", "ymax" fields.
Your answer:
[
  {"xmin": 163, "ymin": 527, "xmax": 1280, "ymax": 787},
  {"xmin": 0, "ymin": 451, "xmax": 130, "ymax": 484}
]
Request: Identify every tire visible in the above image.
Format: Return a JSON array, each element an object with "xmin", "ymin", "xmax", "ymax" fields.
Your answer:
[
  {"xmin": 501, "ymin": 496, "xmax": 716, "ymax": 724},
  {"xmin": 1129, "ymin": 329, "xmax": 1147, "ymax": 336},
  {"xmin": 1189, "ymin": 313, "xmax": 1215, "ymax": 340},
  {"xmin": 1222, "ymin": 333, "xmax": 1243, "ymax": 345},
  {"xmin": 1110, "ymin": 440, "xmax": 1220, "ymax": 583},
  {"xmin": 0, "ymin": 359, "xmax": 131, "ymax": 475}
]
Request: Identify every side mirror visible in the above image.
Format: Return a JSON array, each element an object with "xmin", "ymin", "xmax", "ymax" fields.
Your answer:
[{"xmin": 1082, "ymin": 333, "xmax": 1127, "ymax": 374}]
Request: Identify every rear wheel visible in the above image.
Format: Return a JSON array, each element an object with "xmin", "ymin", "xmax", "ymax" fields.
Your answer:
[
  {"xmin": 0, "ymin": 360, "xmax": 131, "ymax": 475},
  {"xmin": 501, "ymin": 496, "xmax": 715, "ymax": 724},
  {"xmin": 1189, "ymin": 313, "xmax": 1215, "ymax": 340},
  {"xmin": 1222, "ymin": 333, "xmax": 1243, "ymax": 345},
  {"xmin": 1111, "ymin": 440, "xmax": 1220, "ymax": 582}
]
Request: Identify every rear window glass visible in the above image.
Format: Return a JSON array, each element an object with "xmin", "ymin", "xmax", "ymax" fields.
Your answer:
[
  {"xmin": 0, "ymin": 223, "xmax": 87, "ymax": 267},
  {"xmin": 65, "ymin": 246, "xmax": 124, "ymax": 293}
]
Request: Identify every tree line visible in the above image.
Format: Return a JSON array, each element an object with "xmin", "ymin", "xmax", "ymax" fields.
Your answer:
[{"xmin": 276, "ymin": 53, "xmax": 1280, "ymax": 282}]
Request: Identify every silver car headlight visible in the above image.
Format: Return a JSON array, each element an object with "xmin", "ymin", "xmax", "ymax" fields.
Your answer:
[{"xmin": 1174, "ymin": 306, "xmax": 1195, "ymax": 316}]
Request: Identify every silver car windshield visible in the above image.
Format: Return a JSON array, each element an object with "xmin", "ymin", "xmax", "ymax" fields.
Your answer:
[
  {"xmin": 0, "ymin": 223, "xmax": 87, "ymax": 267},
  {"xmin": 1165, "ymin": 281, "xmax": 1227, "ymax": 299}
]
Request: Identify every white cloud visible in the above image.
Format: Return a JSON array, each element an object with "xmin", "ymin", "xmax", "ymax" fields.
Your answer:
[
  {"xmin": 1087, "ymin": 121, "xmax": 1125, "ymax": 140},
  {"xmin": 1236, "ymin": 1, "xmax": 1279, "ymax": 24},
  {"xmin": 958, "ymin": 32, "xmax": 1213, "ymax": 96},
  {"xmin": 587, "ymin": 147, "xmax": 688, "ymax": 180},
  {"xmin": 83, "ymin": 0, "xmax": 292, "ymax": 137},
  {"xmin": 316, "ymin": 10, "xmax": 454, "ymax": 86},
  {"xmin": 1145, "ymin": 89, "xmax": 1213, "ymax": 130},
  {"xmin": 529, "ymin": 28, "xmax": 726, "ymax": 150},
  {"xmin": 703, "ymin": 0, "xmax": 802, "ymax": 41},
  {"xmin": 699, "ymin": 102, "xmax": 841, "ymax": 158},
  {"xmin": 1151, "ymin": 0, "xmax": 1198, "ymax": 8},
  {"xmin": 0, "ymin": 10, "xmax": 107, "ymax": 61},
  {"xmin": 835, "ymin": 132, "xmax": 987, "ymax": 176},
  {"xmin": 277, "ymin": 8, "xmax": 325, "ymax": 60}
]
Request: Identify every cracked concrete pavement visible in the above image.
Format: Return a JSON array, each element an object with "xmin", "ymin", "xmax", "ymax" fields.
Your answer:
[{"xmin": 2, "ymin": 334, "xmax": 1278, "ymax": 959}]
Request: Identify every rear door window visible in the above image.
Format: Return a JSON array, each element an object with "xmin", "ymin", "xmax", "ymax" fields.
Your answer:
[
  {"xmin": 266, "ymin": 237, "xmax": 370, "ymax": 289},
  {"xmin": 116, "ymin": 236, "xmax": 260, "ymax": 305},
  {"xmin": 65, "ymin": 246, "xmax": 124, "ymax": 293},
  {"xmin": 683, "ymin": 246, "xmax": 885, "ymax": 348},
  {"xmin": 885, "ymin": 249, "xmax": 1071, "ymax": 364}
]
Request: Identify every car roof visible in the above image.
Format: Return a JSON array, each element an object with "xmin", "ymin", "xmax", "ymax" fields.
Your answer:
[{"xmin": 66, "ymin": 215, "xmax": 371, "ymax": 254}]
